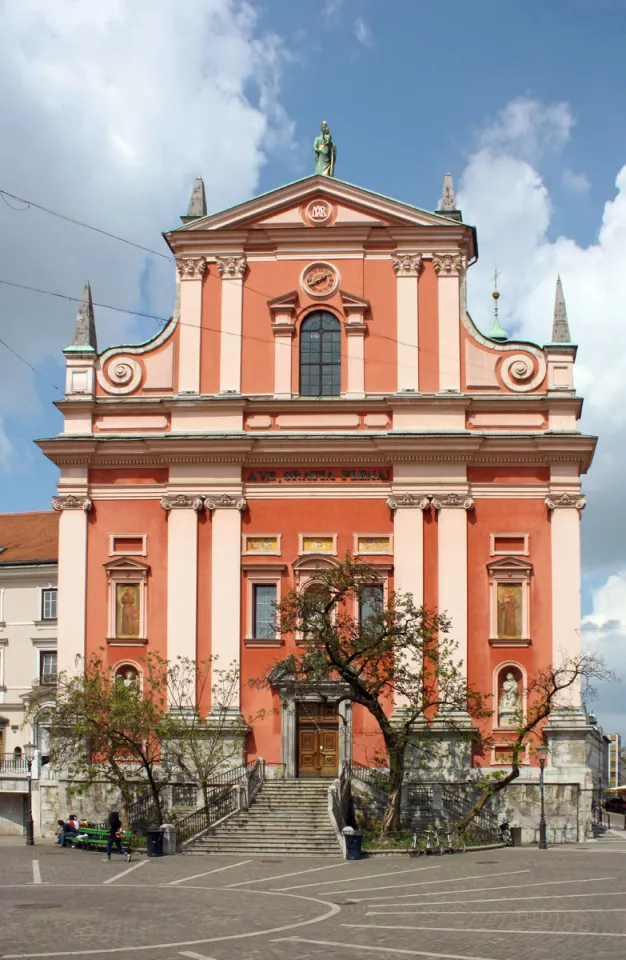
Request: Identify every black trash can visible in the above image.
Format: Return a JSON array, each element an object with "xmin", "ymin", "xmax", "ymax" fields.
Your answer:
[
  {"xmin": 344, "ymin": 831, "xmax": 362, "ymax": 861},
  {"xmin": 510, "ymin": 826, "xmax": 522, "ymax": 847},
  {"xmin": 146, "ymin": 828, "xmax": 164, "ymax": 857}
]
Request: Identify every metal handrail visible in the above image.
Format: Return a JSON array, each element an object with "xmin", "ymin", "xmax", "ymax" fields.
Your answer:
[
  {"xmin": 350, "ymin": 760, "xmax": 389, "ymax": 788},
  {"xmin": 175, "ymin": 785, "xmax": 237, "ymax": 848}
]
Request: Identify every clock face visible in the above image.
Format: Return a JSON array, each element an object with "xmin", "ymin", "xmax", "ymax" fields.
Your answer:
[{"xmin": 301, "ymin": 262, "xmax": 339, "ymax": 298}]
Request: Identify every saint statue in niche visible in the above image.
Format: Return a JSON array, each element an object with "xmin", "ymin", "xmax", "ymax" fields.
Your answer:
[
  {"xmin": 497, "ymin": 583, "xmax": 522, "ymax": 639},
  {"xmin": 498, "ymin": 672, "xmax": 521, "ymax": 727},
  {"xmin": 115, "ymin": 667, "xmax": 139, "ymax": 691},
  {"xmin": 116, "ymin": 583, "xmax": 140, "ymax": 638}
]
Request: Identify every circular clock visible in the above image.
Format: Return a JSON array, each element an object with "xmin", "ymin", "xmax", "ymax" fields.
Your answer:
[{"xmin": 301, "ymin": 261, "xmax": 340, "ymax": 299}]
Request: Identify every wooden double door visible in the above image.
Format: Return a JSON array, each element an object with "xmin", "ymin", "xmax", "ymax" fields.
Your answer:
[{"xmin": 297, "ymin": 702, "xmax": 339, "ymax": 778}]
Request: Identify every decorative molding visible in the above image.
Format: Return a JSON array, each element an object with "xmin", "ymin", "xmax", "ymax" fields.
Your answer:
[
  {"xmin": 431, "ymin": 493, "xmax": 474, "ymax": 510},
  {"xmin": 499, "ymin": 352, "xmax": 547, "ymax": 393},
  {"xmin": 268, "ymin": 290, "xmax": 298, "ymax": 336},
  {"xmin": 432, "ymin": 254, "xmax": 465, "ymax": 277},
  {"xmin": 386, "ymin": 493, "xmax": 430, "ymax": 511},
  {"xmin": 175, "ymin": 256, "xmax": 207, "ymax": 281},
  {"xmin": 545, "ymin": 492, "xmax": 586, "ymax": 511},
  {"xmin": 97, "ymin": 356, "xmax": 143, "ymax": 396},
  {"xmin": 205, "ymin": 493, "xmax": 247, "ymax": 511},
  {"xmin": 391, "ymin": 253, "xmax": 422, "ymax": 278},
  {"xmin": 160, "ymin": 494, "xmax": 204, "ymax": 511},
  {"xmin": 215, "ymin": 255, "xmax": 247, "ymax": 280},
  {"xmin": 52, "ymin": 495, "xmax": 92, "ymax": 512}
]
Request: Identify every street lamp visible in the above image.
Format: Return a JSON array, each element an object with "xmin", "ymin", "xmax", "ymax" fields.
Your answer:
[
  {"xmin": 23, "ymin": 742, "xmax": 36, "ymax": 846},
  {"xmin": 536, "ymin": 743, "xmax": 548, "ymax": 850}
]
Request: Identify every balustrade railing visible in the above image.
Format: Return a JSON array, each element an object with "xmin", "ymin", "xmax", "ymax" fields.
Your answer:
[
  {"xmin": 126, "ymin": 790, "xmax": 162, "ymax": 830},
  {"xmin": 349, "ymin": 760, "xmax": 388, "ymax": 789},
  {"xmin": 0, "ymin": 754, "xmax": 28, "ymax": 774},
  {"xmin": 175, "ymin": 785, "xmax": 237, "ymax": 848}
]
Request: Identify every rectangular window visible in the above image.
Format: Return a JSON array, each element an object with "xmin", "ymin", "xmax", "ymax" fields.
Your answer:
[
  {"xmin": 109, "ymin": 535, "xmax": 147, "ymax": 556},
  {"xmin": 253, "ymin": 584, "xmax": 277, "ymax": 639},
  {"xmin": 41, "ymin": 589, "xmax": 57, "ymax": 620},
  {"xmin": 490, "ymin": 534, "xmax": 529, "ymax": 556},
  {"xmin": 359, "ymin": 585, "xmax": 384, "ymax": 627},
  {"xmin": 40, "ymin": 651, "xmax": 57, "ymax": 684}
]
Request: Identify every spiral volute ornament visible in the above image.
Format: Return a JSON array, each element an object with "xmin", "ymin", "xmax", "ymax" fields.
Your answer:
[
  {"xmin": 499, "ymin": 351, "xmax": 546, "ymax": 393},
  {"xmin": 97, "ymin": 355, "xmax": 143, "ymax": 395}
]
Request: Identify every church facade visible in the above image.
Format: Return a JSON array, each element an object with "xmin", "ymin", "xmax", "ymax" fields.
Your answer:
[{"xmin": 39, "ymin": 159, "xmax": 595, "ymax": 782}]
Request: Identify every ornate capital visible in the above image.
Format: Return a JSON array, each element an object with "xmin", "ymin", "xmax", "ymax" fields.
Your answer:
[
  {"xmin": 216, "ymin": 255, "xmax": 247, "ymax": 280},
  {"xmin": 160, "ymin": 494, "xmax": 204, "ymax": 511},
  {"xmin": 205, "ymin": 494, "xmax": 248, "ymax": 512},
  {"xmin": 175, "ymin": 257, "xmax": 207, "ymax": 281},
  {"xmin": 431, "ymin": 493, "xmax": 474, "ymax": 511},
  {"xmin": 386, "ymin": 493, "xmax": 431, "ymax": 511},
  {"xmin": 432, "ymin": 254, "xmax": 465, "ymax": 278},
  {"xmin": 391, "ymin": 252, "xmax": 422, "ymax": 278},
  {"xmin": 52, "ymin": 495, "xmax": 92, "ymax": 512},
  {"xmin": 545, "ymin": 493, "xmax": 586, "ymax": 511}
]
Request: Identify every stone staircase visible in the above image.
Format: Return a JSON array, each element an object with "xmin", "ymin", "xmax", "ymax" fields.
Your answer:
[{"xmin": 188, "ymin": 778, "xmax": 341, "ymax": 857}]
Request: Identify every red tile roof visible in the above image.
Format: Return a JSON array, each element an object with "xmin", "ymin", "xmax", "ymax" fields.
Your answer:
[{"xmin": 0, "ymin": 511, "xmax": 58, "ymax": 565}]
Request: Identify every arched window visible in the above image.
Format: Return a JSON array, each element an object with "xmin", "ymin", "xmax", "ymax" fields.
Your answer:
[{"xmin": 300, "ymin": 311, "xmax": 341, "ymax": 396}]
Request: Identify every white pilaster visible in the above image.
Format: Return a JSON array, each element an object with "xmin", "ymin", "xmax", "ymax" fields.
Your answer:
[
  {"xmin": 387, "ymin": 493, "xmax": 430, "ymax": 714},
  {"xmin": 433, "ymin": 254, "xmax": 464, "ymax": 392},
  {"xmin": 52, "ymin": 495, "xmax": 92, "ymax": 677},
  {"xmin": 217, "ymin": 255, "xmax": 247, "ymax": 394},
  {"xmin": 431, "ymin": 493, "xmax": 474, "ymax": 678},
  {"xmin": 342, "ymin": 291, "xmax": 370, "ymax": 398},
  {"xmin": 392, "ymin": 253, "xmax": 421, "ymax": 392},
  {"xmin": 545, "ymin": 491, "xmax": 586, "ymax": 706},
  {"xmin": 161, "ymin": 494, "xmax": 203, "ymax": 708},
  {"xmin": 268, "ymin": 292, "xmax": 297, "ymax": 397},
  {"xmin": 176, "ymin": 257, "xmax": 206, "ymax": 394},
  {"xmin": 205, "ymin": 493, "xmax": 247, "ymax": 715}
]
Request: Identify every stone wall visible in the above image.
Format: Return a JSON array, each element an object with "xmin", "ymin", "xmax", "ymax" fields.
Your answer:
[{"xmin": 0, "ymin": 792, "xmax": 25, "ymax": 835}]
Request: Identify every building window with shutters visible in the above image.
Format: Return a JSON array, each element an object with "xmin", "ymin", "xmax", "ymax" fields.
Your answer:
[{"xmin": 299, "ymin": 311, "xmax": 341, "ymax": 396}]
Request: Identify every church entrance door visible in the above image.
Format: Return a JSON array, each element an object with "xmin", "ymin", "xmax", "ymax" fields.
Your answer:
[{"xmin": 296, "ymin": 702, "xmax": 339, "ymax": 778}]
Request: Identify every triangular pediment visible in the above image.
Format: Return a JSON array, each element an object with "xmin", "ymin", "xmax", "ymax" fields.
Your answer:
[
  {"xmin": 103, "ymin": 556, "xmax": 150, "ymax": 573},
  {"xmin": 169, "ymin": 175, "xmax": 473, "ymax": 235},
  {"xmin": 486, "ymin": 556, "xmax": 533, "ymax": 573}
]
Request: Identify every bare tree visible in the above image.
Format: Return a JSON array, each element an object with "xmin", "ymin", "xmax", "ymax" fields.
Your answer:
[
  {"xmin": 455, "ymin": 652, "xmax": 614, "ymax": 831},
  {"xmin": 266, "ymin": 555, "xmax": 489, "ymax": 837}
]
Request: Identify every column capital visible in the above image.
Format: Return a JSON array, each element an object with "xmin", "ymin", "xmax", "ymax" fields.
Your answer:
[
  {"xmin": 431, "ymin": 493, "xmax": 474, "ymax": 510},
  {"xmin": 160, "ymin": 494, "xmax": 204, "ymax": 511},
  {"xmin": 52, "ymin": 495, "xmax": 92, "ymax": 512},
  {"xmin": 387, "ymin": 493, "xmax": 431, "ymax": 511},
  {"xmin": 216, "ymin": 255, "xmax": 247, "ymax": 280},
  {"xmin": 545, "ymin": 492, "xmax": 586, "ymax": 511},
  {"xmin": 205, "ymin": 493, "xmax": 247, "ymax": 511},
  {"xmin": 175, "ymin": 256, "xmax": 207, "ymax": 280},
  {"xmin": 432, "ymin": 253, "xmax": 465, "ymax": 278},
  {"xmin": 392, "ymin": 252, "xmax": 422, "ymax": 278}
]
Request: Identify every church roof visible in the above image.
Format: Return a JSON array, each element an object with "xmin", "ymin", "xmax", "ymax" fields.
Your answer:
[{"xmin": 0, "ymin": 511, "xmax": 58, "ymax": 566}]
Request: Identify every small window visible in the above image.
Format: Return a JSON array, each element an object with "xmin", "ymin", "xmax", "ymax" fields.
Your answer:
[
  {"xmin": 359, "ymin": 585, "xmax": 384, "ymax": 627},
  {"xmin": 253, "ymin": 584, "xmax": 277, "ymax": 639},
  {"xmin": 42, "ymin": 589, "xmax": 57, "ymax": 620},
  {"xmin": 39, "ymin": 651, "xmax": 57, "ymax": 684}
]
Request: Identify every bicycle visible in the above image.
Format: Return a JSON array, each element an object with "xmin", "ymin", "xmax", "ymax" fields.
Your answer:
[
  {"xmin": 443, "ymin": 828, "xmax": 466, "ymax": 854},
  {"xmin": 406, "ymin": 832, "xmax": 424, "ymax": 857},
  {"xmin": 425, "ymin": 825, "xmax": 444, "ymax": 855}
]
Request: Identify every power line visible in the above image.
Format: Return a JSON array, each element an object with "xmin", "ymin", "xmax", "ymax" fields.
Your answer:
[
  {"xmin": 0, "ymin": 189, "xmax": 173, "ymax": 262},
  {"xmin": 0, "ymin": 335, "xmax": 62, "ymax": 394},
  {"xmin": 0, "ymin": 278, "xmax": 170, "ymax": 323}
]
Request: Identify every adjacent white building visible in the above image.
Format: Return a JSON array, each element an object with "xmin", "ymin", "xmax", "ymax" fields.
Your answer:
[{"xmin": 0, "ymin": 511, "xmax": 58, "ymax": 835}]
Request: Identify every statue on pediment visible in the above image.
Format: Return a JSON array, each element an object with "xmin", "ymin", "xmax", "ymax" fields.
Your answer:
[{"xmin": 314, "ymin": 121, "xmax": 337, "ymax": 177}]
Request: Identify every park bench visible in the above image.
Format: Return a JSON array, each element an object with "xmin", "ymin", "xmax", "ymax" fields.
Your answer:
[{"xmin": 64, "ymin": 826, "xmax": 133, "ymax": 851}]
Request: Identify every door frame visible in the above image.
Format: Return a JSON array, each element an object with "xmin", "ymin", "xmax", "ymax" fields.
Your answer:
[{"xmin": 280, "ymin": 689, "xmax": 352, "ymax": 779}]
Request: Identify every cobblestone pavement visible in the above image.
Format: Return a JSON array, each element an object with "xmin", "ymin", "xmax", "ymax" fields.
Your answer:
[{"xmin": 1, "ymin": 840, "xmax": 626, "ymax": 960}]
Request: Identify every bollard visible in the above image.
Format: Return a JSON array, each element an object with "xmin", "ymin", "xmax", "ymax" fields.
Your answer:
[{"xmin": 160, "ymin": 823, "xmax": 176, "ymax": 855}]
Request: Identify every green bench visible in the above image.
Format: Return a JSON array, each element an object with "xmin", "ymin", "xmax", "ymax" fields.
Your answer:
[{"xmin": 64, "ymin": 827, "xmax": 133, "ymax": 850}]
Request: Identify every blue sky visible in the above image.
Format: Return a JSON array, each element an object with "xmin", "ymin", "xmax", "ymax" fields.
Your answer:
[{"xmin": 1, "ymin": 0, "xmax": 625, "ymax": 731}]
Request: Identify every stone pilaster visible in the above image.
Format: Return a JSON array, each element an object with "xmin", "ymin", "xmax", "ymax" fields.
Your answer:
[
  {"xmin": 175, "ymin": 257, "xmax": 207, "ymax": 394},
  {"xmin": 216, "ymin": 255, "xmax": 247, "ymax": 394},
  {"xmin": 433, "ymin": 254, "xmax": 464, "ymax": 392},
  {"xmin": 431, "ymin": 493, "xmax": 474, "ymax": 681},
  {"xmin": 52, "ymin": 494, "xmax": 92, "ymax": 677},
  {"xmin": 392, "ymin": 253, "xmax": 422, "ymax": 392}
]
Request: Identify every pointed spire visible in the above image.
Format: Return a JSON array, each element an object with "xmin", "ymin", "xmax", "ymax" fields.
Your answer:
[
  {"xmin": 436, "ymin": 172, "xmax": 462, "ymax": 221},
  {"xmin": 551, "ymin": 275, "xmax": 571, "ymax": 343},
  {"xmin": 72, "ymin": 282, "xmax": 98, "ymax": 352},
  {"xmin": 187, "ymin": 177, "xmax": 207, "ymax": 219},
  {"xmin": 487, "ymin": 266, "xmax": 508, "ymax": 341}
]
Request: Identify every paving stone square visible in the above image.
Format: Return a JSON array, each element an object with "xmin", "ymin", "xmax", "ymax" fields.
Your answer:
[{"xmin": 1, "ymin": 839, "xmax": 626, "ymax": 960}]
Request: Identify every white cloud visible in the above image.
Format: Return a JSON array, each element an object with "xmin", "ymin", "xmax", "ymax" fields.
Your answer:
[
  {"xmin": 322, "ymin": 0, "xmax": 343, "ymax": 20},
  {"xmin": 354, "ymin": 16, "xmax": 373, "ymax": 47},
  {"xmin": 476, "ymin": 98, "xmax": 574, "ymax": 162},
  {"xmin": 562, "ymin": 167, "xmax": 591, "ymax": 194},
  {"xmin": 0, "ymin": 0, "xmax": 294, "ymax": 465},
  {"xmin": 582, "ymin": 574, "xmax": 626, "ymax": 737}
]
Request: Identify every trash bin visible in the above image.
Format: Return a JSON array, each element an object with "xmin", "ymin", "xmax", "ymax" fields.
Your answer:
[
  {"xmin": 146, "ymin": 828, "xmax": 164, "ymax": 857},
  {"xmin": 510, "ymin": 826, "xmax": 522, "ymax": 847},
  {"xmin": 343, "ymin": 829, "xmax": 362, "ymax": 860}
]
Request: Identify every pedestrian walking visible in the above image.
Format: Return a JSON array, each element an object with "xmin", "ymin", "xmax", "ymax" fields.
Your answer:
[{"xmin": 103, "ymin": 811, "xmax": 131, "ymax": 862}]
